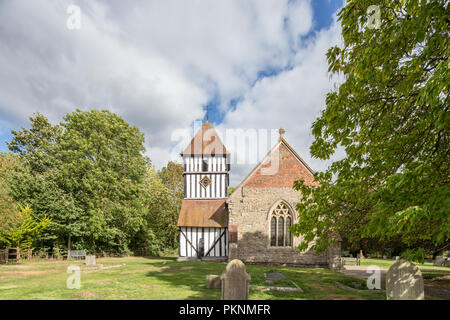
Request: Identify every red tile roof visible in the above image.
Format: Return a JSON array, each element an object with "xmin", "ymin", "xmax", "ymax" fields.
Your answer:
[
  {"xmin": 181, "ymin": 121, "xmax": 229, "ymax": 156},
  {"xmin": 177, "ymin": 199, "xmax": 228, "ymax": 227}
]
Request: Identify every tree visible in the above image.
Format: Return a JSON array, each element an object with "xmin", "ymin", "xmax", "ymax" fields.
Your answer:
[
  {"xmin": 157, "ymin": 161, "xmax": 184, "ymax": 249},
  {"xmin": 55, "ymin": 109, "xmax": 149, "ymax": 253},
  {"xmin": 0, "ymin": 153, "xmax": 20, "ymax": 235},
  {"xmin": 6, "ymin": 109, "xmax": 151, "ymax": 253},
  {"xmin": 292, "ymin": 0, "xmax": 449, "ymax": 262},
  {"xmin": 7, "ymin": 112, "xmax": 62, "ymax": 174},
  {"xmin": 6, "ymin": 113, "xmax": 85, "ymax": 252},
  {"xmin": 8, "ymin": 169, "xmax": 85, "ymax": 251},
  {"xmin": 142, "ymin": 167, "xmax": 172, "ymax": 251},
  {"xmin": 228, "ymin": 186, "xmax": 236, "ymax": 196},
  {"xmin": 0, "ymin": 205, "xmax": 51, "ymax": 248}
]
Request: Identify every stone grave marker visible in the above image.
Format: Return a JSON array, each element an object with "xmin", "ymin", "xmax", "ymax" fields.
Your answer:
[
  {"xmin": 266, "ymin": 272, "xmax": 286, "ymax": 280},
  {"xmin": 386, "ymin": 259, "xmax": 424, "ymax": 300},
  {"xmin": 206, "ymin": 275, "xmax": 221, "ymax": 289},
  {"xmin": 434, "ymin": 256, "xmax": 445, "ymax": 266},
  {"xmin": 220, "ymin": 259, "xmax": 251, "ymax": 300},
  {"xmin": 85, "ymin": 255, "xmax": 96, "ymax": 266}
]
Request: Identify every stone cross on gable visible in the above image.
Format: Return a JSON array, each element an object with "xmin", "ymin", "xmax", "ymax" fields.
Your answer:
[{"xmin": 278, "ymin": 127, "xmax": 285, "ymax": 138}]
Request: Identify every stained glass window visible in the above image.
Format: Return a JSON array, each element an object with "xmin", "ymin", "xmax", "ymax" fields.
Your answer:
[
  {"xmin": 270, "ymin": 217, "xmax": 276, "ymax": 246},
  {"xmin": 270, "ymin": 202, "xmax": 293, "ymax": 247}
]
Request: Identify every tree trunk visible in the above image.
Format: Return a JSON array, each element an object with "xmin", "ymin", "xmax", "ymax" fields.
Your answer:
[{"xmin": 67, "ymin": 235, "xmax": 71, "ymax": 260}]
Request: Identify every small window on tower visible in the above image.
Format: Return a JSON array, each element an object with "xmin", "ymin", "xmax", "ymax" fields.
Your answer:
[{"xmin": 202, "ymin": 160, "xmax": 208, "ymax": 172}]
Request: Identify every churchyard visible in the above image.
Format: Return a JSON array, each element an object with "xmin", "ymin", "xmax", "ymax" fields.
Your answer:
[{"xmin": 0, "ymin": 256, "xmax": 448, "ymax": 300}]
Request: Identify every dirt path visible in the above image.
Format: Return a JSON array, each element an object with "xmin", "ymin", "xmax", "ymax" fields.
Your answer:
[{"xmin": 341, "ymin": 266, "xmax": 450, "ymax": 300}]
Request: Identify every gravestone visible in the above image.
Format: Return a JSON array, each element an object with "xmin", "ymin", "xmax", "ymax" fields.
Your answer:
[
  {"xmin": 434, "ymin": 256, "xmax": 444, "ymax": 266},
  {"xmin": 206, "ymin": 275, "xmax": 221, "ymax": 289},
  {"xmin": 220, "ymin": 259, "xmax": 251, "ymax": 300},
  {"xmin": 85, "ymin": 255, "xmax": 96, "ymax": 266},
  {"xmin": 266, "ymin": 272, "xmax": 286, "ymax": 280},
  {"xmin": 386, "ymin": 259, "xmax": 424, "ymax": 300}
]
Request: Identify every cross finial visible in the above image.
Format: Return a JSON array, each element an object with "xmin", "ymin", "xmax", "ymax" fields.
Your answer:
[
  {"xmin": 205, "ymin": 104, "xmax": 209, "ymax": 122},
  {"xmin": 278, "ymin": 127, "xmax": 285, "ymax": 138}
]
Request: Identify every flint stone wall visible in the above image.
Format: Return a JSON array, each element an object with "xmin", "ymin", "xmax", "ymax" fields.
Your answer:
[{"xmin": 227, "ymin": 186, "xmax": 338, "ymax": 267}]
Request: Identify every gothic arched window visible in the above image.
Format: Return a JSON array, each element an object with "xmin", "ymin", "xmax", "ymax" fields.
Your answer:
[{"xmin": 270, "ymin": 202, "xmax": 293, "ymax": 247}]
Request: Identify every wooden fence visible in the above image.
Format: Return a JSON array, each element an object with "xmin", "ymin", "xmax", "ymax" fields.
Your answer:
[
  {"xmin": 0, "ymin": 247, "xmax": 20, "ymax": 264},
  {"xmin": 0, "ymin": 248, "xmax": 158, "ymax": 263},
  {"xmin": 0, "ymin": 248, "xmax": 34, "ymax": 264}
]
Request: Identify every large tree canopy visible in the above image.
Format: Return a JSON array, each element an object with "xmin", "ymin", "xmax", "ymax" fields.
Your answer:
[
  {"xmin": 5, "ymin": 114, "xmax": 83, "ymax": 250},
  {"xmin": 5, "ymin": 110, "xmax": 157, "ymax": 253},
  {"xmin": 292, "ymin": 0, "xmax": 449, "ymax": 261},
  {"xmin": 55, "ymin": 109, "xmax": 149, "ymax": 252}
]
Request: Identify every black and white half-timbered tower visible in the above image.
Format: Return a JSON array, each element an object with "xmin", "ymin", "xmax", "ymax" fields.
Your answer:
[{"xmin": 177, "ymin": 120, "xmax": 229, "ymax": 259}]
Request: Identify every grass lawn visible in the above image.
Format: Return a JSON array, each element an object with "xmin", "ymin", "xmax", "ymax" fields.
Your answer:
[
  {"xmin": 0, "ymin": 256, "xmax": 386, "ymax": 300},
  {"xmin": 359, "ymin": 258, "xmax": 450, "ymax": 272},
  {"xmin": 359, "ymin": 258, "xmax": 450, "ymax": 295}
]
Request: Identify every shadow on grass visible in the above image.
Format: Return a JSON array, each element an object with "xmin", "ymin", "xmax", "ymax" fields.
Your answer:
[{"xmin": 140, "ymin": 256, "xmax": 385, "ymax": 300}]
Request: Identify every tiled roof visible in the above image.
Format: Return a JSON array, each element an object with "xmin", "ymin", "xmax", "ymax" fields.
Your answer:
[
  {"xmin": 181, "ymin": 121, "xmax": 229, "ymax": 156},
  {"xmin": 177, "ymin": 199, "xmax": 228, "ymax": 227}
]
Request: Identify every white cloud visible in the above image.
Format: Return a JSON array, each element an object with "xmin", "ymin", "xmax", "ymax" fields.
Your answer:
[
  {"xmin": 219, "ymin": 20, "xmax": 344, "ymax": 185},
  {"xmin": 0, "ymin": 0, "xmax": 343, "ymax": 179}
]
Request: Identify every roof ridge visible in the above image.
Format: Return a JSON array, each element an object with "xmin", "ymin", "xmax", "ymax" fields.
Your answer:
[
  {"xmin": 181, "ymin": 121, "xmax": 229, "ymax": 156},
  {"xmin": 229, "ymin": 136, "xmax": 315, "ymax": 196}
]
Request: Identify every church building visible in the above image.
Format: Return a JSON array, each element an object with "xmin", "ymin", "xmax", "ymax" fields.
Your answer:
[{"xmin": 177, "ymin": 121, "xmax": 341, "ymax": 269}]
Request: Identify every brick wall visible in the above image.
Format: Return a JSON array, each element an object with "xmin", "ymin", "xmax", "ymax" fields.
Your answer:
[
  {"xmin": 244, "ymin": 142, "xmax": 317, "ymax": 188},
  {"xmin": 227, "ymin": 140, "xmax": 340, "ymax": 268}
]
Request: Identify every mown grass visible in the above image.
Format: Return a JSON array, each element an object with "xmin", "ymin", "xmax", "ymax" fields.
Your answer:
[
  {"xmin": 0, "ymin": 257, "xmax": 386, "ymax": 300},
  {"xmin": 359, "ymin": 258, "xmax": 450, "ymax": 294},
  {"xmin": 359, "ymin": 258, "xmax": 450, "ymax": 272}
]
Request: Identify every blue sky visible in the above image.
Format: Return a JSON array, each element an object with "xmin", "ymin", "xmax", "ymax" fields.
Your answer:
[
  {"xmin": 0, "ymin": 0, "xmax": 344, "ymax": 184},
  {"xmin": 205, "ymin": 0, "xmax": 343, "ymax": 126}
]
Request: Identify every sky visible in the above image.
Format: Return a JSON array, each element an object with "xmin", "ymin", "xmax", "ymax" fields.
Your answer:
[{"xmin": 0, "ymin": 0, "xmax": 345, "ymax": 186}]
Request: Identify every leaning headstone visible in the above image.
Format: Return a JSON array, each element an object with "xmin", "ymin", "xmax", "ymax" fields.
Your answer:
[
  {"xmin": 206, "ymin": 275, "xmax": 221, "ymax": 289},
  {"xmin": 85, "ymin": 255, "xmax": 96, "ymax": 266},
  {"xmin": 434, "ymin": 256, "xmax": 444, "ymax": 266},
  {"xmin": 386, "ymin": 259, "xmax": 424, "ymax": 300},
  {"xmin": 220, "ymin": 259, "xmax": 251, "ymax": 300}
]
